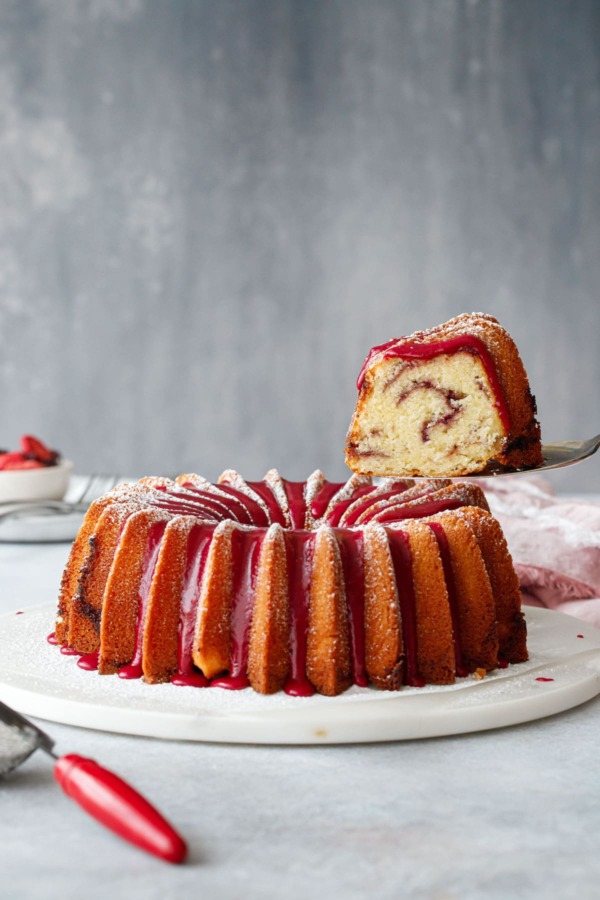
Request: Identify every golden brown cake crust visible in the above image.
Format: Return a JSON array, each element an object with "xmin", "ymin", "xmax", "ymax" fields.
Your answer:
[
  {"xmin": 247, "ymin": 525, "xmax": 290, "ymax": 694},
  {"xmin": 307, "ymin": 527, "xmax": 353, "ymax": 696},
  {"xmin": 142, "ymin": 517, "xmax": 196, "ymax": 684},
  {"xmin": 424, "ymin": 511, "xmax": 499, "ymax": 672},
  {"xmin": 69, "ymin": 504, "xmax": 137, "ymax": 654},
  {"xmin": 363, "ymin": 524, "xmax": 403, "ymax": 690},
  {"xmin": 421, "ymin": 314, "xmax": 542, "ymax": 469},
  {"xmin": 98, "ymin": 508, "xmax": 171, "ymax": 674},
  {"xmin": 56, "ymin": 497, "xmax": 108, "ymax": 644},
  {"xmin": 192, "ymin": 520, "xmax": 234, "ymax": 679},
  {"xmin": 402, "ymin": 521, "xmax": 455, "ymax": 684},
  {"xmin": 456, "ymin": 506, "xmax": 528, "ymax": 663}
]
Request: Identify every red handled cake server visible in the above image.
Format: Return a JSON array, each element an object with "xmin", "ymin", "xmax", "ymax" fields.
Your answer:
[{"xmin": 0, "ymin": 698, "xmax": 187, "ymax": 864}]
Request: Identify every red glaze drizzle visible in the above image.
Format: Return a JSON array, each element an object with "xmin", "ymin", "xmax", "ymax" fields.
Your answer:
[
  {"xmin": 310, "ymin": 481, "xmax": 346, "ymax": 520},
  {"xmin": 535, "ymin": 677, "xmax": 554, "ymax": 682},
  {"xmin": 342, "ymin": 487, "xmax": 431, "ymax": 527},
  {"xmin": 152, "ymin": 499, "xmax": 223, "ymax": 519},
  {"xmin": 284, "ymin": 532, "xmax": 316, "ymax": 696},
  {"xmin": 368, "ymin": 497, "xmax": 464, "ymax": 525},
  {"xmin": 241, "ymin": 480, "xmax": 287, "ymax": 526},
  {"xmin": 341, "ymin": 489, "xmax": 409, "ymax": 527},
  {"xmin": 77, "ymin": 651, "xmax": 99, "ymax": 671},
  {"xmin": 208, "ymin": 483, "xmax": 270, "ymax": 527},
  {"xmin": 117, "ymin": 664, "xmax": 142, "ymax": 682},
  {"xmin": 168, "ymin": 487, "xmax": 251, "ymax": 523},
  {"xmin": 326, "ymin": 485, "xmax": 375, "ymax": 527},
  {"xmin": 118, "ymin": 522, "xmax": 167, "ymax": 680},
  {"xmin": 172, "ymin": 673, "xmax": 209, "ymax": 688},
  {"xmin": 175, "ymin": 525, "xmax": 212, "ymax": 677},
  {"xmin": 386, "ymin": 530, "xmax": 425, "ymax": 687},
  {"xmin": 210, "ymin": 529, "xmax": 264, "ymax": 690},
  {"xmin": 283, "ymin": 481, "xmax": 307, "ymax": 530},
  {"xmin": 337, "ymin": 530, "xmax": 368, "ymax": 687},
  {"xmin": 357, "ymin": 334, "xmax": 511, "ymax": 431},
  {"xmin": 47, "ymin": 632, "xmax": 58, "ymax": 645},
  {"xmin": 427, "ymin": 522, "xmax": 469, "ymax": 678},
  {"xmin": 356, "ymin": 336, "xmax": 401, "ymax": 386}
]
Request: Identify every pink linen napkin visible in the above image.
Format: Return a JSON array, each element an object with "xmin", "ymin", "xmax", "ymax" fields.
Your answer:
[{"xmin": 480, "ymin": 477, "xmax": 600, "ymax": 628}]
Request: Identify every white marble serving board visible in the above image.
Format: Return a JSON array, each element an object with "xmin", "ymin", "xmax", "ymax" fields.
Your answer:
[{"xmin": 0, "ymin": 605, "xmax": 599, "ymax": 744}]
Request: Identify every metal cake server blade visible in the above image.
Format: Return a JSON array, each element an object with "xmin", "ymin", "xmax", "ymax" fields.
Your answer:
[
  {"xmin": 0, "ymin": 699, "xmax": 186, "ymax": 863},
  {"xmin": 538, "ymin": 434, "xmax": 600, "ymax": 471},
  {"xmin": 472, "ymin": 433, "xmax": 600, "ymax": 477}
]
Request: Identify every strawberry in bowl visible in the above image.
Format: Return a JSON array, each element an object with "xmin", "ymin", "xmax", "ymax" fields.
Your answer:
[{"xmin": 0, "ymin": 436, "xmax": 73, "ymax": 502}]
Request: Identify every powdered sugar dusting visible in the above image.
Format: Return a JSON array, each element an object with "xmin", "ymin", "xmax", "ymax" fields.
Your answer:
[
  {"xmin": 378, "ymin": 477, "xmax": 422, "ymax": 492},
  {"xmin": 139, "ymin": 476, "xmax": 179, "ymax": 490},
  {"xmin": 363, "ymin": 521, "xmax": 391, "ymax": 551},
  {"xmin": 6, "ymin": 606, "xmax": 583, "ymax": 725},
  {"xmin": 337, "ymin": 480, "xmax": 416, "ymax": 527},
  {"xmin": 175, "ymin": 474, "xmax": 210, "ymax": 491},
  {"xmin": 318, "ymin": 474, "xmax": 372, "ymax": 524},
  {"xmin": 362, "ymin": 313, "xmax": 506, "ymax": 380},
  {"xmin": 218, "ymin": 470, "xmax": 272, "ymax": 520},
  {"xmin": 303, "ymin": 470, "xmax": 326, "ymax": 528},
  {"xmin": 263, "ymin": 470, "xmax": 292, "ymax": 528},
  {"xmin": 454, "ymin": 507, "xmax": 505, "ymax": 551}
]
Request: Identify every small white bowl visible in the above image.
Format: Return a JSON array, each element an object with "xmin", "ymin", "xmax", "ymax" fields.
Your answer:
[{"xmin": 0, "ymin": 459, "xmax": 74, "ymax": 503}]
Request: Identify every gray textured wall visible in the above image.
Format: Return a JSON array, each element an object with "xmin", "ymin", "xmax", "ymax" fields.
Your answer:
[{"xmin": 1, "ymin": 0, "xmax": 599, "ymax": 490}]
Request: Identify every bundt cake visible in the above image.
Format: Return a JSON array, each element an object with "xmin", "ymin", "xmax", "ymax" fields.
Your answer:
[
  {"xmin": 345, "ymin": 313, "xmax": 543, "ymax": 477},
  {"xmin": 53, "ymin": 470, "xmax": 527, "ymax": 696}
]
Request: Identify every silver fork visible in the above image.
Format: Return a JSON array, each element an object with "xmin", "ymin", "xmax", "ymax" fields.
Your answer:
[
  {"xmin": 0, "ymin": 474, "xmax": 122, "ymax": 521},
  {"xmin": 63, "ymin": 474, "xmax": 122, "ymax": 505}
]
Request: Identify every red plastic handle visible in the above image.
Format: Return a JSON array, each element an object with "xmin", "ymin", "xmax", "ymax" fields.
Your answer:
[{"xmin": 54, "ymin": 754, "xmax": 187, "ymax": 864}]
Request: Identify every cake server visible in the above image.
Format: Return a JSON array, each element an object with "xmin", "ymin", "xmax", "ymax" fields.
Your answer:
[
  {"xmin": 472, "ymin": 433, "xmax": 600, "ymax": 477},
  {"xmin": 0, "ymin": 699, "xmax": 187, "ymax": 864},
  {"xmin": 537, "ymin": 433, "xmax": 600, "ymax": 472}
]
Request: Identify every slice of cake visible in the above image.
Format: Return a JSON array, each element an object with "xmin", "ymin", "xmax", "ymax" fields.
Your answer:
[{"xmin": 345, "ymin": 313, "xmax": 542, "ymax": 477}]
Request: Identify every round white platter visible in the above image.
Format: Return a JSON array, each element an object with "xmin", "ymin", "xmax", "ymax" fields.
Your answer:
[{"xmin": 1, "ymin": 605, "xmax": 599, "ymax": 744}]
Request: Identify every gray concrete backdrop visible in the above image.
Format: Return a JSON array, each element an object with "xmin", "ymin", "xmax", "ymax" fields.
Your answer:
[{"xmin": 0, "ymin": 0, "xmax": 598, "ymax": 490}]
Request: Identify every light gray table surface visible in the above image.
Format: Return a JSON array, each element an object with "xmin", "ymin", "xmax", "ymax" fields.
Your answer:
[{"xmin": 1, "ymin": 531, "xmax": 600, "ymax": 900}]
